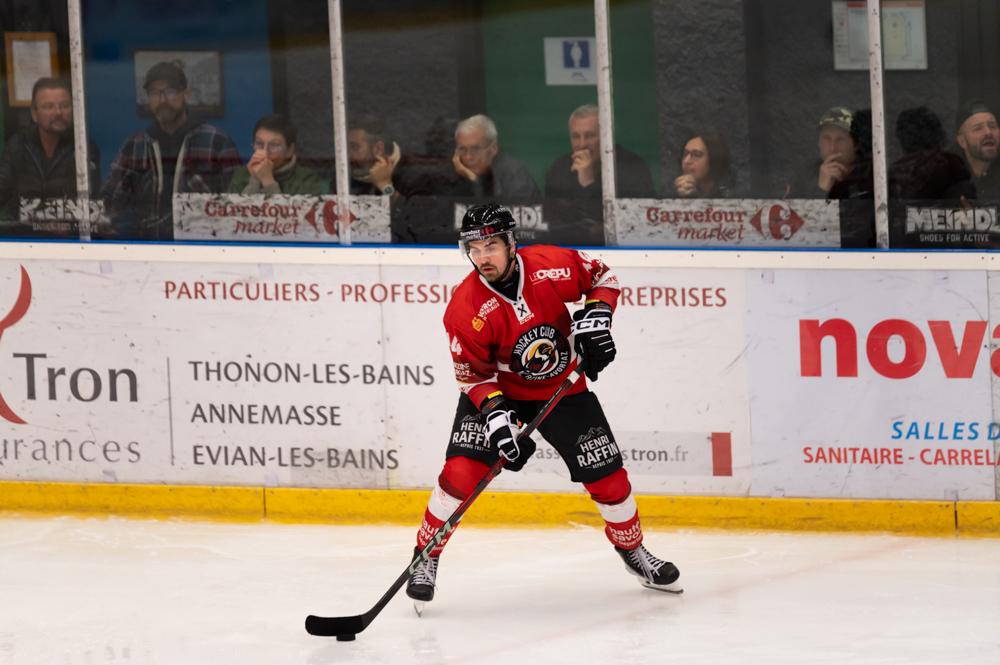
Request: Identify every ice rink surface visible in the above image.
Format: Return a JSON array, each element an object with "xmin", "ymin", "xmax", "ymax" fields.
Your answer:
[{"xmin": 0, "ymin": 516, "xmax": 997, "ymax": 665}]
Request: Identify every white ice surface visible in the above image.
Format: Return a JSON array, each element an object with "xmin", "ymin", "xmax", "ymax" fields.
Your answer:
[{"xmin": 0, "ymin": 517, "xmax": 997, "ymax": 664}]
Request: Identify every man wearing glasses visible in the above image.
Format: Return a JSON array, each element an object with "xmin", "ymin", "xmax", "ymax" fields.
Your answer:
[
  {"xmin": 101, "ymin": 61, "xmax": 240, "ymax": 240},
  {"xmin": 449, "ymin": 114, "xmax": 538, "ymax": 199},
  {"xmin": 0, "ymin": 77, "xmax": 99, "ymax": 234},
  {"xmin": 229, "ymin": 114, "xmax": 327, "ymax": 195}
]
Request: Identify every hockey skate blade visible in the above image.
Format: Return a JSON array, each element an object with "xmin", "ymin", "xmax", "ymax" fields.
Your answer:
[
  {"xmin": 641, "ymin": 580, "xmax": 684, "ymax": 594},
  {"xmin": 413, "ymin": 601, "xmax": 426, "ymax": 617}
]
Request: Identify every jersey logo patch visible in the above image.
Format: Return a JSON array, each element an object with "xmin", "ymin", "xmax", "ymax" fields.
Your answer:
[
  {"xmin": 471, "ymin": 317, "xmax": 485, "ymax": 331},
  {"xmin": 510, "ymin": 324, "xmax": 570, "ymax": 381},
  {"xmin": 478, "ymin": 297, "xmax": 499, "ymax": 318},
  {"xmin": 530, "ymin": 267, "xmax": 572, "ymax": 283}
]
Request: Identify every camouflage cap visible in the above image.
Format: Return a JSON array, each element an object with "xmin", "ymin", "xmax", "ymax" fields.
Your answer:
[{"xmin": 817, "ymin": 106, "xmax": 854, "ymax": 132}]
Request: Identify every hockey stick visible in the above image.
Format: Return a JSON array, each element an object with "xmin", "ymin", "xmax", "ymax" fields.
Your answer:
[{"xmin": 305, "ymin": 360, "xmax": 587, "ymax": 640}]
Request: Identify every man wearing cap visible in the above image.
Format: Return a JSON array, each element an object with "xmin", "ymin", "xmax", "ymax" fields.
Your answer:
[
  {"xmin": 786, "ymin": 106, "xmax": 872, "ymax": 199},
  {"xmin": 954, "ymin": 100, "xmax": 1000, "ymax": 201},
  {"xmin": 101, "ymin": 61, "xmax": 241, "ymax": 240}
]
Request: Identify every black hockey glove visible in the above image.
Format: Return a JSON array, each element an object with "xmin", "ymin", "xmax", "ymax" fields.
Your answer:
[
  {"xmin": 481, "ymin": 395, "xmax": 536, "ymax": 472},
  {"xmin": 571, "ymin": 303, "xmax": 616, "ymax": 382}
]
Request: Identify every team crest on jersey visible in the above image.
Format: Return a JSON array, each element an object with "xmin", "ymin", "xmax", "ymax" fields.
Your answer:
[
  {"xmin": 471, "ymin": 317, "xmax": 485, "ymax": 331},
  {"xmin": 509, "ymin": 324, "xmax": 570, "ymax": 381}
]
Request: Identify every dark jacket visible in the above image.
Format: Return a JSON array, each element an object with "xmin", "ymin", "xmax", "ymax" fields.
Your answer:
[
  {"xmin": 889, "ymin": 150, "xmax": 972, "ymax": 201},
  {"xmin": 0, "ymin": 126, "xmax": 100, "ymax": 225},
  {"xmin": 787, "ymin": 158, "xmax": 874, "ymax": 200},
  {"xmin": 542, "ymin": 145, "xmax": 655, "ymax": 246},
  {"xmin": 444, "ymin": 151, "xmax": 540, "ymax": 200},
  {"xmin": 101, "ymin": 116, "xmax": 240, "ymax": 240},
  {"xmin": 544, "ymin": 145, "xmax": 655, "ymax": 200}
]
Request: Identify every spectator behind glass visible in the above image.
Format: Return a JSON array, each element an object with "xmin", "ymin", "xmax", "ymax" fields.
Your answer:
[
  {"xmin": 447, "ymin": 114, "xmax": 539, "ymax": 199},
  {"xmin": 544, "ymin": 104, "xmax": 655, "ymax": 200},
  {"xmin": 786, "ymin": 106, "xmax": 873, "ymax": 199},
  {"xmin": 0, "ymin": 77, "xmax": 100, "ymax": 233},
  {"xmin": 101, "ymin": 61, "xmax": 241, "ymax": 240},
  {"xmin": 346, "ymin": 114, "xmax": 407, "ymax": 199},
  {"xmin": 543, "ymin": 103, "xmax": 655, "ymax": 245},
  {"xmin": 953, "ymin": 100, "xmax": 1000, "ymax": 201},
  {"xmin": 229, "ymin": 114, "xmax": 327, "ymax": 195},
  {"xmin": 672, "ymin": 131, "xmax": 733, "ymax": 198},
  {"xmin": 889, "ymin": 106, "xmax": 971, "ymax": 201}
]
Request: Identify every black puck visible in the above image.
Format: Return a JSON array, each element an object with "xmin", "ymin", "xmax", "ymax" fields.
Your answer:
[{"xmin": 336, "ymin": 634, "xmax": 356, "ymax": 642}]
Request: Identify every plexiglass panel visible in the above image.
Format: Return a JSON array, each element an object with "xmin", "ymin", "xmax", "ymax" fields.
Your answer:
[
  {"xmin": 0, "ymin": 3, "xmax": 86, "ymax": 239},
  {"xmin": 341, "ymin": 0, "xmax": 602, "ymax": 246},
  {"xmin": 884, "ymin": 0, "xmax": 996, "ymax": 249},
  {"xmin": 610, "ymin": 0, "xmax": 877, "ymax": 249},
  {"xmin": 82, "ymin": 0, "xmax": 334, "ymax": 243}
]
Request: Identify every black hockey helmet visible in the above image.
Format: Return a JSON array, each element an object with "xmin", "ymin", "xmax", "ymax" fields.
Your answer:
[{"xmin": 459, "ymin": 203, "xmax": 516, "ymax": 251}]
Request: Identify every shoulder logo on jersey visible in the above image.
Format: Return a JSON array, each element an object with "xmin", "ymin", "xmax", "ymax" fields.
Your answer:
[
  {"xmin": 509, "ymin": 324, "xmax": 570, "ymax": 381},
  {"xmin": 478, "ymin": 297, "xmax": 499, "ymax": 318},
  {"xmin": 530, "ymin": 267, "xmax": 572, "ymax": 284},
  {"xmin": 450, "ymin": 335, "xmax": 462, "ymax": 355},
  {"xmin": 512, "ymin": 297, "xmax": 533, "ymax": 324},
  {"xmin": 471, "ymin": 317, "xmax": 485, "ymax": 332}
]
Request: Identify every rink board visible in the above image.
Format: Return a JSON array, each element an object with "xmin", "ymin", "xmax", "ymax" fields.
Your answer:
[{"xmin": 0, "ymin": 251, "xmax": 997, "ymax": 514}]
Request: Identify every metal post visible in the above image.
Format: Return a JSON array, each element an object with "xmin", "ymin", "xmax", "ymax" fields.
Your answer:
[
  {"xmin": 327, "ymin": 0, "xmax": 351, "ymax": 246},
  {"xmin": 67, "ymin": 0, "xmax": 92, "ymax": 241},
  {"xmin": 594, "ymin": 0, "xmax": 618, "ymax": 246},
  {"xmin": 867, "ymin": 0, "xmax": 889, "ymax": 249}
]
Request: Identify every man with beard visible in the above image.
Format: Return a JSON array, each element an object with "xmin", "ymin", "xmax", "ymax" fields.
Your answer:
[
  {"xmin": 346, "ymin": 114, "xmax": 409, "ymax": 199},
  {"xmin": 0, "ymin": 78, "xmax": 99, "ymax": 235},
  {"xmin": 101, "ymin": 61, "xmax": 240, "ymax": 240},
  {"xmin": 954, "ymin": 100, "xmax": 1000, "ymax": 202},
  {"xmin": 403, "ymin": 203, "xmax": 682, "ymax": 612}
]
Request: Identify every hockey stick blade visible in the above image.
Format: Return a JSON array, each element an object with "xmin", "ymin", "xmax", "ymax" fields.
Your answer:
[
  {"xmin": 304, "ymin": 613, "xmax": 365, "ymax": 638},
  {"xmin": 305, "ymin": 362, "xmax": 586, "ymax": 639}
]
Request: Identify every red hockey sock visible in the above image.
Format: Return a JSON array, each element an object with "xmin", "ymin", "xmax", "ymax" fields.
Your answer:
[
  {"xmin": 415, "ymin": 457, "xmax": 490, "ymax": 556},
  {"xmin": 585, "ymin": 468, "xmax": 644, "ymax": 550}
]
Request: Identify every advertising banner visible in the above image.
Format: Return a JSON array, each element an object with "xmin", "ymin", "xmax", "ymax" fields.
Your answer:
[
  {"xmin": 615, "ymin": 198, "xmax": 841, "ymax": 247},
  {"xmin": 0, "ymin": 257, "xmax": 751, "ymax": 496},
  {"xmin": 891, "ymin": 203, "xmax": 1000, "ymax": 249},
  {"xmin": 452, "ymin": 203, "xmax": 550, "ymax": 243},
  {"xmin": 173, "ymin": 194, "xmax": 391, "ymax": 243},
  {"xmin": 746, "ymin": 269, "xmax": 997, "ymax": 500},
  {"xmin": 15, "ymin": 198, "xmax": 107, "ymax": 238},
  {"xmin": 1, "ymin": 254, "xmax": 997, "ymax": 500}
]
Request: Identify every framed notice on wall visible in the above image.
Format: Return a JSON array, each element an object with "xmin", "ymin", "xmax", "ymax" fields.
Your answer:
[
  {"xmin": 4, "ymin": 32, "xmax": 58, "ymax": 107},
  {"xmin": 832, "ymin": 0, "xmax": 928, "ymax": 71}
]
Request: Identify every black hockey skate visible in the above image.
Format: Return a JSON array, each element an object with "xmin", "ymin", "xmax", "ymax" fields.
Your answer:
[
  {"xmin": 616, "ymin": 544, "xmax": 683, "ymax": 594},
  {"xmin": 405, "ymin": 547, "xmax": 439, "ymax": 615}
]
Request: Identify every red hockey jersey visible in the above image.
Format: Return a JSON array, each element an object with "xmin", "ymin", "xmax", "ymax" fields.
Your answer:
[{"xmin": 444, "ymin": 244, "xmax": 620, "ymax": 405}]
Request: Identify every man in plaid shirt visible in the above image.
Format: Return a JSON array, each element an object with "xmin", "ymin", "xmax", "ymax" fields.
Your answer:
[{"xmin": 101, "ymin": 61, "xmax": 240, "ymax": 240}]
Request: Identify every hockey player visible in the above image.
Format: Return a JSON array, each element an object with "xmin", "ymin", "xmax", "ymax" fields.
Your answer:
[{"xmin": 406, "ymin": 203, "xmax": 681, "ymax": 606}]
